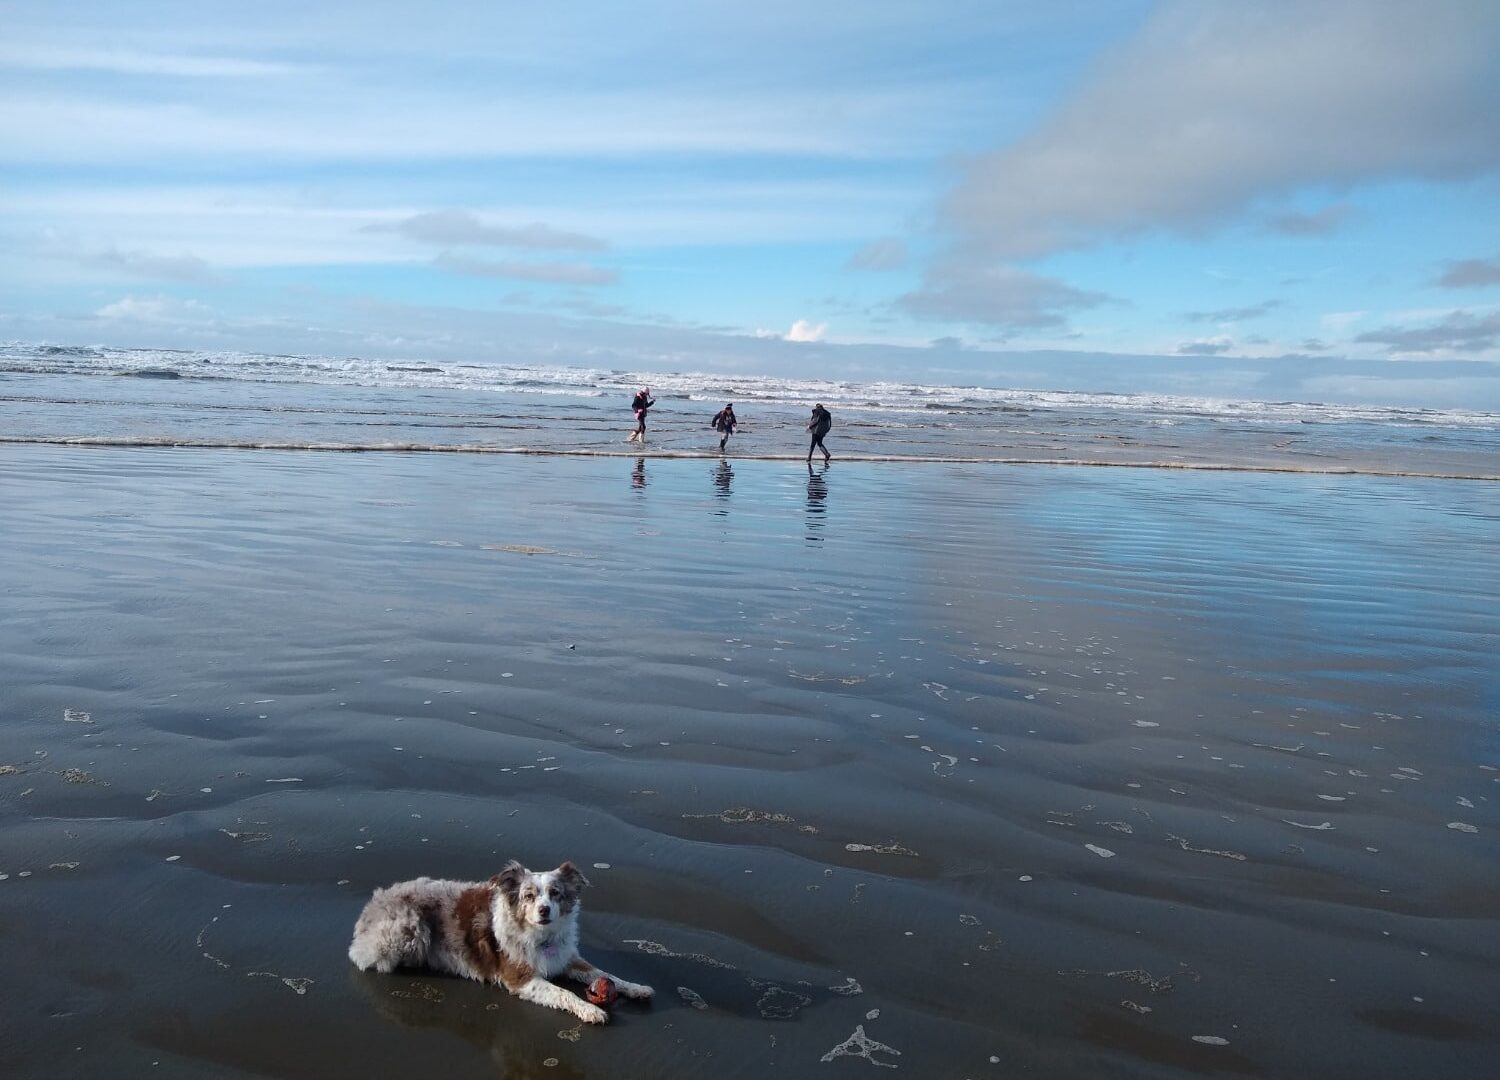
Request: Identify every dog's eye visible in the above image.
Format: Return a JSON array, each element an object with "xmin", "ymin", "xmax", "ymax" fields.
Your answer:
[{"xmin": 548, "ymin": 888, "xmax": 559, "ymax": 898}]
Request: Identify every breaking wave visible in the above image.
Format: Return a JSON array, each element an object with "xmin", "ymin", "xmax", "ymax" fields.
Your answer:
[{"xmin": 3, "ymin": 341, "xmax": 1497, "ymax": 430}]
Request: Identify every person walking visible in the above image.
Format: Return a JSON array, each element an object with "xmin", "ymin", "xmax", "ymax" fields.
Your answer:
[
  {"xmin": 710, "ymin": 403, "xmax": 738, "ymax": 452},
  {"xmin": 627, "ymin": 386, "xmax": 655, "ymax": 443},
  {"xmin": 807, "ymin": 402, "xmax": 832, "ymax": 463}
]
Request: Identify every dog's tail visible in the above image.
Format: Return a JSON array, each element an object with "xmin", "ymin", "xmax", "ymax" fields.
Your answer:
[{"xmin": 349, "ymin": 892, "xmax": 431, "ymax": 973}]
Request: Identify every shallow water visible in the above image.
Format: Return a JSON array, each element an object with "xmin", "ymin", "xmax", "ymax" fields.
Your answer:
[{"xmin": 1, "ymin": 445, "xmax": 1497, "ymax": 1078}]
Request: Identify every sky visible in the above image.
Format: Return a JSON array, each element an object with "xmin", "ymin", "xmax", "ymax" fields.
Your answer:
[{"xmin": 3, "ymin": 0, "xmax": 1500, "ymax": 407}]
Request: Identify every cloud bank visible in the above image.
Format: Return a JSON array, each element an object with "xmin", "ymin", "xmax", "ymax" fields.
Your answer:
[
  {"xmin": 1355, "ymin": 310, "xmax": 1500, "ymax": 354},
  {"xmin": 911, "ymin": 1, "xmax": 1500, "ymax": 329},
  {"xmin": 943, "ymin": 2, "xmax": 1500, "ymax": 261},
  {"xmin": 20, "ymin": 294, "xmax": 1496, "ymax": 410},
  {"xmin": 897, "ymin": 263, "xmax": 1109, "ymax": 328}
]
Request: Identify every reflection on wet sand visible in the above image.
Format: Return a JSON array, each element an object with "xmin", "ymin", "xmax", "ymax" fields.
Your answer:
[
  {"xmin": 806, "ymin": 462, "xmax": 828, "ymax": 541},
  {"xmin": 351, "ymin": 969, "xmax": 589, "ymax": 1080},
  {"xmin": 631, "ymin": 456, "xmax": 647, "ymax": 490},
  {"xmin": 713, "ymin": 459, "xmax": 734, "ymax": 499},
  {"xmin": 4, "ymin": 449, "xmax": 1497, "ymax": 1080}
]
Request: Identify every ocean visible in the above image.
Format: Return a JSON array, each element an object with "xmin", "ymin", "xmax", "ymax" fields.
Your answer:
[{"xmin": 3, "ymin": 342, "xmax": 1498, "ymax": 476}]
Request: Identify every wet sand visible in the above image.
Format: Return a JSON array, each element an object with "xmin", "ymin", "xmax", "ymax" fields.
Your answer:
[{"xmin": 1, "ymin": 445, "xmax": 1497, "ymax": 1079}]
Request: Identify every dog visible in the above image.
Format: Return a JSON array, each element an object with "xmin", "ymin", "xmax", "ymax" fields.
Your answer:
[{"xmin": 348, "ymin": 860, "xmax": 653, "ymax": 1024}]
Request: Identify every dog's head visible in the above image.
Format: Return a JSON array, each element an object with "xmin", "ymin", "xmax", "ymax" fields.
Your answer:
[{"xmin": 491, "ymin": 860, "xmax": 590, "ymax": 930}]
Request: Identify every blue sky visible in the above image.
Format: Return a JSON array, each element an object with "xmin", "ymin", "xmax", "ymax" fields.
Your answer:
[{"xmin": 3, "ymin": 1, "xmax": 1500, "ymax": 406}]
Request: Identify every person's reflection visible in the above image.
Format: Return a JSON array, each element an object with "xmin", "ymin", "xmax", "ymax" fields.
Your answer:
[
  {"xmin": 631, "ymin": 456, "xmax": 647, "ymax": 490},
  {"xmin": 805, "ymin": 461, "xmax": 828, "ymax": 541},
  {"xmin": 713, "ymin": 459, "xmax": 734, "ymax": 499}
]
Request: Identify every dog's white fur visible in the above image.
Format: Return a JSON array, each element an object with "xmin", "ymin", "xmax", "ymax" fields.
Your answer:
[{"xmin": 349, "ymin": 860, "xmax": 653, "ymax": 1024}]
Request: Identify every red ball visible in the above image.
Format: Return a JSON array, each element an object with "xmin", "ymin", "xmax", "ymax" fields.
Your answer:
[{"xmin": 586, "ymin": 976, "xmax": 618, "ymax": 1007}]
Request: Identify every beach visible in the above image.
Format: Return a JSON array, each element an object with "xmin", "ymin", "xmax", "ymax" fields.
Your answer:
[
  {"xmin": 8, "ymin": 0, "xmax": 1500, "ymax": 1073},
  {"xmin": 2, "ymin": 442, "xmax": 1496, "ymax": 1078}
]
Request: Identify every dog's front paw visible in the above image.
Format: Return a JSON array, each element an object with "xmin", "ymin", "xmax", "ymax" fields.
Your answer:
[
  {"xmin": 579, "ymin": 1003, "xmax": 610, "ymax": 1025},
  {"xmin": 620, "ymin": 981, "xmax": 654, "ymax": 1000}
]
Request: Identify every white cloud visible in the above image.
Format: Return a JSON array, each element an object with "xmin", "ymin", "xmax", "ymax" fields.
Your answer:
[
  {"xmin": 0, "ymin": 85, "xmax": 945, "ymax": 165},
  {"xmin": 94, "ymin": 294, "xmax": 211, "ymax": 321},
  {"xmin": 785, "ymin": 319, "xmax": 828, "ymax": 342},
  {"xmin": 0, "ymin": 45, "xmax": 304, "ymax": 78},
  {"xmin": 0, "ymin": 181, "xmax": 910, "ymax": 278},
  {"xmin": 1320, "ymin": 310, "xmax": 1367, "ymax": 334},
  {"xmin": 940, "ymin": 2, "xmax": 1500, "ymax": 260}
]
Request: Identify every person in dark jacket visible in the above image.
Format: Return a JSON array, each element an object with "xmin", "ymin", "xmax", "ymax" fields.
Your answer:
[
  {"xmin": 710, "ymin": 403, "xmax": 738, "ymax": 452},
  {"xmin": 807, "ymin": 403, "xmax": 832, "ymax": 462},
  {"xmin": 627, "ymin": 387, "xmax": 655, "ymax": 443}
]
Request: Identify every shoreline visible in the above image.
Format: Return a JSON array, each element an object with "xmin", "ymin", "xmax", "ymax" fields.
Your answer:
[{"xmin": 3, "ymin": 435, "xmax": 1496, "ymax": 481}]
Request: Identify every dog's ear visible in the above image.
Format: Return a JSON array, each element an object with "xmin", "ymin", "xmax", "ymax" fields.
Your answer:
[
  {"xmin": 555, "ymin": 860, "xmax": 590, "ymax": 892},
  {"xmin": 490, "ymin": 860, "xmax": 526, "ymax": 905}
]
